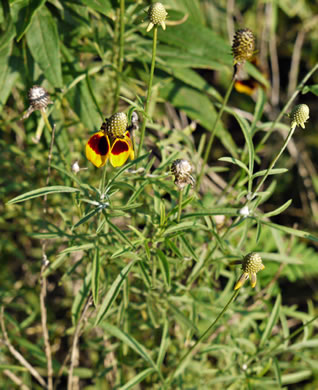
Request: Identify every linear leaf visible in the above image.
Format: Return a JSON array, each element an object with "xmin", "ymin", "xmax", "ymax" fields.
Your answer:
[
  {"xmin": 106, "ymin": 217, "xmax": 135, "ymax": 249},
  {"xmin": 26, "ymin": 6, "xmax": 62, "ymax": 87},
  {"xmin": 81, "ymin": 0, "xmax": 112, "ymax": 16},
  {"xmin": 252, "ymin": 168, "xmax": 288, "ymax": 179},
  {"xmin": 263, "ymin": 199, "xmax": 292, "ymax": 218},
  {"xmin": 92, "ymin": 246, "xmax": 100, "ymax": 306},
  {"xmin": 118, "ymin": 368, "xmax": 155, "ymax": 390},
  {"xmin": 95, "ymin": 260, "xmax": 135, "ymax": 325},
  {"xmin": 157, "ymin": 249, "xmax": 171, "ymax": 288},
  {"xmin": 7, "ymin": 186, "xmax": 80, "ymax": 204},
  {"xmin": 219, "ymin": 157, "xmax": 250, "ymax": 175},
  {"xmin": 260, "ymin": 294, "xmax": 281, "ymax": 347},
  {"xmin": 261, "ymin": 221, "xmax": 318, "ymax": 243}
]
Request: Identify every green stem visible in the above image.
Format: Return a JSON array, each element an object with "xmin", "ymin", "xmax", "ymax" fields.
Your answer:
[
  {"xmin": 177, "ymin": 190, "xmax": 183, "ymax": 223},
  {"xmin": 257, "ymin": 62, "xmax": 318, "ymax": 150},
  {"xmin": 100, "ymin": 164, "xmax": 108, "ymax": 197},
  {"xmin": 114, "ymin": 0, "xmax": 125, "ymax": 112},
  {"xmin": 252, "ymin": 125, "xmax": 296, "ymax": 198},
  {"xmin": 137, "ymin": 26, "xmax": 158, "ymax": 158},
  {"xmin": 167, "ymin": 289, "xmax": 239, "ymax": 384},
  {"xmin": 196, "ymin": 77, "xmax": 235, "ymax": 190}
]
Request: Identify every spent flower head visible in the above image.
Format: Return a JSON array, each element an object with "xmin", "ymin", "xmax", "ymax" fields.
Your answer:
[
  {"xmin": 232, "ymin": 28, "xmax": 255, "ymax": 66},
  {"xmin": 171, "ymin": 159, "xmax": 195, "ymax": 190},
  {"xmin": 289, "ymin": 104, "xmax": 310, "ymax": 129},
  {"xmin": 234, "ymin": 252, "xmax": 265, "ymax": 290},
  {"xmin": 147, "ymin": 2, "xmax": 167, "ymax": 32},
  {"xmin": 23, "ymin": 85, "xmax": 53, "ymax": 119}
]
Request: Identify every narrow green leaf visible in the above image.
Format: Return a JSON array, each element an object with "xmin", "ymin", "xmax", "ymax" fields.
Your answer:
[
  {"xmin": 118, "ymin": 368, "xmax": 155, "ymax": 390},
  {"xmin": 26, "ymin": 6, "xmax": 63, "ymax": 87},
  {"xmin": 182, "ymin": 208, "xmax": 239, "ymax": 219},
  {"xmin": 179, "ymin": 235, "xmax": 199, "ymax": 262},
  {"xmin": 95, "ymin": 260, "xmax": 135, "ymax": 326},
  {"xmin": 7, "ymin": 186, "xmax": 80, "ymax": 204},
  {"xmin": 219, "ymin": 157, "xmax": 250, "ymax": 175},
  {"xmin": 92, "ymin": 247, "xmax": 100, "ymax": 306},
  {"xmin": 107, "ymin": 152, "xmax": 150, "ymax": 188},
  {"xmin": 273, "ymin": 357, "xmax": 282, "ymax": 387},
  {"xmin": 261, "ymin": 221, "xmax": 318, "ymax": 243},
  {"xmin": 251, "ymin": 88, "xmax": 266, "ymax": 133},
  {"xmin": 156, "ymin": 319, "xmax": 169, "ymax": 368},
  {"xmin": 43, "ymin": 244, "xmax": 94, "ymax": 276},
  {"xmin": 302, "ymin": 85, "xmax": 318, "ymax": 96},
  {"xmin": 156, "ymin": 249, "xmax": 171, "ymax": 288},
  {"xmin": 232, "ymin": 113, "xmax": 254, "ymax": 175},
  {"xmin": 106, "ymin": 217, "xmax": 135, "ymax": 249},
  {"xmin": 251, "ymin": 168, "xmax": 288, "ymax": 179},
  {"xmin": 263, "ymin": 199, "xmax": 292, "ymax": 218},
  {"xmin": 260, "ymin": 294, "xmax": 281, "ymax": 347},
  {"xmin": 72, "ymin": 207, "xmax": 103, "ymax": 229}
]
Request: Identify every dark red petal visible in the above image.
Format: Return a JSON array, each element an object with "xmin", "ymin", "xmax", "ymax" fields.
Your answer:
[
  {"xmin": 111, "ymin": 139, "xmax": 129, "ymax": 155},
  {"xmin": 88, "ymin": 134, "xmax": 109, "ymax": 156}
]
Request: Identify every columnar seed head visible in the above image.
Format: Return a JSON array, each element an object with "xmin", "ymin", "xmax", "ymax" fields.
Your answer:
[
  {"xmin": 232, "ymin": 28, "xmax": 255, "ymax": 65},
  {"xmin": 106, "ymin": 112, "xmax": 128, "ymax": 138},
  {"xmin": 289, "ymin": 104, "xmax": 310, "ymax": 129},
  {"xmin": 147, "ymin": 2, "xmax": 167, "ymax": 32},
  {"xmin": 171, "ymin": 159, "xmax": 195, "ymax": 190},
  {"xmin": 242, "ymin": 252, "xmax": 264, "ymax": 274}
]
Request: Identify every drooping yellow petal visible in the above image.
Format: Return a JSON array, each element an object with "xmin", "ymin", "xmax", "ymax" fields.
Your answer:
[
  {"xmin": 234, "ymin": 273, "xmax": 249, "ymax": 290},
  {"xmin": 86, "ymin": 131, "xmax": 110, "ymax": 168},
  {"xmin": 109, "ymin": 134, "xmax": 133, "ymax": 167}
]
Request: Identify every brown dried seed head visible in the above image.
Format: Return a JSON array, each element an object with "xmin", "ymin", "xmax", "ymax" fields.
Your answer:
[
  {"xmin": 28, "ymin": 85, "xmax": 52, "ymax": 110},
  {"xmin": 171, "ymin": 159, "xmax": 195, "ymax": 190},
  {"xmin": 232, "ymin": 28, "xmax": 255, "ymax": 64}
]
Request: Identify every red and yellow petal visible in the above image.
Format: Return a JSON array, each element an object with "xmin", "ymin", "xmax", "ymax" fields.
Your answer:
[
  {"xmin": 86, "ymin": 131, "xmax": 110, "ymax": 168},
  {"xmin": 109, "ymin": 133, "xmax": 134, "ymax": 167}
]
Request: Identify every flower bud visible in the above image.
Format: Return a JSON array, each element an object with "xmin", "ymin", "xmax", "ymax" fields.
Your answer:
[
  {"xmin": 232, "ymin": 28, "xmax": 255, "ymax": 65},
  {"xmin": 241, "ymin": 252, "xmax": 264, "ymax": 274},
  {"xmin": 171, "ymin": 159, "xmax": 195, "ymax": 190},
  {"xmin": 147, "ymin": 2, "xmax": 167, "ymax": 32},
  {"xmin": 289, "ymin": 104, "xmax": 310, "ymax": 129}
]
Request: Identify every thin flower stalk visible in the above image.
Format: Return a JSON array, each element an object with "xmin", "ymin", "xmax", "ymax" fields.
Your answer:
[
  {"xmin": 256, "ymin": 62, "xmax": 318, "ymax": 149},
  {"xmin": 167, "ymin": 290, "xmax": 240, "ymax": 384},
  {"xmin": 196, "ymin": 77, "xmax": 235, "ymax": 189},
  {"xmin": 137, "ymin": 26, "xmax": 158, "ymax": 158},
  {"xmin": 114, "ymin": 0, "xmax": 125, "ymax": 112}
]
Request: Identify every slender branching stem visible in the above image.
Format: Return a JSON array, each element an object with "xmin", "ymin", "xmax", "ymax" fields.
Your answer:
[
  {"xmin": 257, "ymin": 62, "xmax": 318, "ymax": 149},
  {"xmin": 167, "ymin": 290, "xmax": 240, "ymax": 384},
  {"xmin": 196, "ymin": 77, "xmax": 235, "ymax": 190},
  {"xmin": 137, "ymin": 26, "xmax": 158, "ymax": 158},
  {"xmin": 252, "ymin": 125, "xmax": 296, "ymax": 198},
  {"xmin": 114, "ymin": 0, "xmax": 125, "ymax": 112}
]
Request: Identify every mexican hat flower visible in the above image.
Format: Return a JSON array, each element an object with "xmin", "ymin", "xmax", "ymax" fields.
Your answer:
[
  {"xmin": 86, "ymin": 112, "xmax": 134, "ymax": 168},
  {"xmin": 234, "ymin": 252, "xmax": 265, "ymax": 290}
]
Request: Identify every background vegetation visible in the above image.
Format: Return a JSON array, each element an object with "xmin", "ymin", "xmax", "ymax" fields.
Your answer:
[{"xmin": 1, "ymin": 0, "xmax": 318, "ymax": 389}]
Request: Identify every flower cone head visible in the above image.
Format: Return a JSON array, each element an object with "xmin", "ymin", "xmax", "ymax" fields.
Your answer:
[
  {"xmin": 232, "ymin": 28, "xmax": 255, "ymax": 65},
  {"xmin": 171, "ymin": 159, "xmax": 195, "ymax": 190},
  {"xmin": 86, "ymin": 112, "xmax": 134, "ymax": 168},
  {"xmin": 289, "ymin": 104, "xmax": 310, "ymax": 129},
  {"xmin": 147, "ymin": 2, "xmax": 167, "ymax": 32},
  {"xmin": 234, "ymin": 252, "xmax": 265, "ymax": 290}
]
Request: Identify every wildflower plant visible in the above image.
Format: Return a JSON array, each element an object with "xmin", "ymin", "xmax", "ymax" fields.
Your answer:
[{"xmin": 2, "ymin": 1, "xmax": 318, "ymax": 390}]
